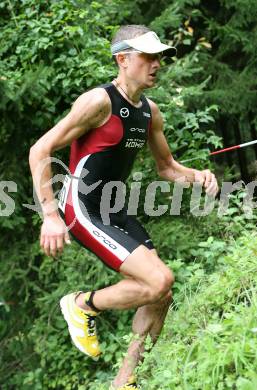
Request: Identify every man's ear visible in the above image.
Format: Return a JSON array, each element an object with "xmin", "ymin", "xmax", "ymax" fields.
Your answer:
[{"xmin": 115, "ymin": 53, "xmax": 128, "ymax": 69}]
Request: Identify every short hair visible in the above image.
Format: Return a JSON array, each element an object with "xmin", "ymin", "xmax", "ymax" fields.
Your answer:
[
  {"xmin": 111, "ymin": 25, "xmax": 151, "ymax": 45},
  {"xmin": 111, "ymin": 25, "xmax": 151, "ymax": 66}
]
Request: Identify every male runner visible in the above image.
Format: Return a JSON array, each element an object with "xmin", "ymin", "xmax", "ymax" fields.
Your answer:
[{"xmin": 29, "ymin": 25, "xmax": 218, "ymax": 389}]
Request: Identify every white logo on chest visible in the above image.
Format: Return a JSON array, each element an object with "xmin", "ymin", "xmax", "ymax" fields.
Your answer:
[
  {"xmin": 120, "ymin": 107, "xmax": 129, "ymax": 118},
  {"xmin": 143, "ymin": 112, "xmax": 151, "ymax": 118},
  {"xmin": 130, "ymin": 127, "xmax": 146, "ymax": 133},
  {"xmin": 125, "ymin": 138, "xmax": 146, "ymax": 148}
]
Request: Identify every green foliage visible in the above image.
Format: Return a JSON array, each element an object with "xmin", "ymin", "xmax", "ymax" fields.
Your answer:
[
  {"xmin": 150, "ymin": 0, "xmax": 257, "ymax": 115},
  {"xmin": 138, "ymin": 233, "xmax": 257, "ymax": 389},
  {"xmin": 0, "ymin": 0, "xmax": 134, "ymax": 387},
  {"xmin": 150, "ymin": 0, "xmax": 257, "ymax": 180},
  {"xmin": 0, "ymin": 0, "xmax": 131, "ymax": 234}
]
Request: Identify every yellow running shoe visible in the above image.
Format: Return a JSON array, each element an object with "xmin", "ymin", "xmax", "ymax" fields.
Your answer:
[
  {"xmin": 60, "ymin": 291, "xmax": 101, "ymax": 359},
  {"xmin": 110, "ymin": 376, "xmax": 140, "ymax": 389}
]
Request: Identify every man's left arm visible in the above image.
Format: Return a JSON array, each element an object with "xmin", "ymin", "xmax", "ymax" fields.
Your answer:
[{"xmin": 147, "ymin": 100, "xmax": 218, "ymax": 196}]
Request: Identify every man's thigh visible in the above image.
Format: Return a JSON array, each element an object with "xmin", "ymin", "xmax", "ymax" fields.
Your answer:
[{"xmin": 120, "ymin": 244, "xmax": 172, "ymax": 285}]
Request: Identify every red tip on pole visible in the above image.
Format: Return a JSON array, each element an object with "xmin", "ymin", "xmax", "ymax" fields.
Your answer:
[{"xmin": 210, "ymin": 145, "xmax": 241, "ymax": 156}]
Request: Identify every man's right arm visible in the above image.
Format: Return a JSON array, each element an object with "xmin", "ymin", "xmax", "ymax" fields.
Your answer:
[{"xmin": 29, "ymin": 88, "xmax": 110, "ymax": 257}]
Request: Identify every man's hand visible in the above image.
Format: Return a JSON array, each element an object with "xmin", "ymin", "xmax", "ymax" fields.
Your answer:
[
  {"xmin": 40, "ymin": 214, "xmax": 71, "ymax": 257},
  {"xmin": 194, "ymin": 169, "xmax": 219, "ymax": 197}
]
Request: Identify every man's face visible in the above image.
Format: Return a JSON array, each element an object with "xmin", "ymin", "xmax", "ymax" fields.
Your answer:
[{"xmin": 124, "ymin": 52, "xmax": 161, "ymax": 88}]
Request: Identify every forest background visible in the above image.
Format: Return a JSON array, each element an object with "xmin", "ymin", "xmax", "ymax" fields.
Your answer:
[{"xmin": 1, "ymin": 0, "xmax": 257, "ymax": 389}]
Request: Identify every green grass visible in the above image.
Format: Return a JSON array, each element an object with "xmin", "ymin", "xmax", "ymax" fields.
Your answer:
[{"xmin": 137, "ymin": 233, "xmax": 257, "ymax": 390}]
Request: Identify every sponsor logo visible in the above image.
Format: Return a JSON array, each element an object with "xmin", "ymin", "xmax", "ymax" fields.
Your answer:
[
  {"xmin": 125, "ymin": 140, "xmax": 145, "ymax": 148},
  {"xmin": 120, "ymin": 107, "xmax": 129, "ymax": 118},
  {"xmin": 130, "ymin": 127, "xmax": 146, "ymax": 133},
  {"xmin": 93, "ymin": 230, "xmax": 117, "ymax": 249},
  {"xmin": 143, "ymin": 112, "xmax": 151, "ymax": 118}
]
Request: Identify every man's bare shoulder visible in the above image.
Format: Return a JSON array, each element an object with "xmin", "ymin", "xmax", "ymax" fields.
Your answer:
[
  {"xmin": 146, "ymin": 97, "xmax": 158, "ymax": 112},
  {"xmin": 72, "ymin": 87, "xmax": 111, "ymax": 114},
  {"xmin": 71, "ymin": 87, "xmax": 111, "ymax": 128},
  {"xmin": 74, "ymin": 87, "xmax": 110, "ymax": 107},
  {"xmin": 146, "ymin": 98, "xmax": 163, "ymax": 129}
]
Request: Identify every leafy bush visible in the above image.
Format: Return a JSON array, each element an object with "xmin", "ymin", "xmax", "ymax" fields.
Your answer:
[{"xmin": 137, "ymin": 232, "xmax": 257, "ymax": 389}]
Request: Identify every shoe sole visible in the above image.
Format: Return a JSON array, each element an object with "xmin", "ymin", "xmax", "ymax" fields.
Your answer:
[{"xmin": 60, "ymin": 295, "xmax": 100, "ymax": 361}]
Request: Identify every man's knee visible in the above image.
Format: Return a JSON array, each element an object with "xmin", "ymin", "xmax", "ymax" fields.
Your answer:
[
  {"xmin": 160, "ymin": 267, "xmax": 175, "ymax": 291},
  {"xmin": 160, "ymin": 289, "xmax": 173, "ymax": 304},
  {"xmin": 147, "ymin": 267, "xmax": 175, "ymax": 303}
]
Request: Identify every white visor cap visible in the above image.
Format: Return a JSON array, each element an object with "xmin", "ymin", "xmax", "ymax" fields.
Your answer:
[{"xmin": 111, "ymin": 31, "xmax": 177, "ymax": 57}]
